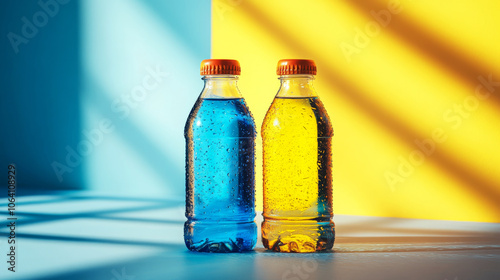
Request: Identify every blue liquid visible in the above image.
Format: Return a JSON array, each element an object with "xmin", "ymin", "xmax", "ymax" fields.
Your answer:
[{"xmin": 184, "ymin": 98, "xmax": 257, "ymax": 252}]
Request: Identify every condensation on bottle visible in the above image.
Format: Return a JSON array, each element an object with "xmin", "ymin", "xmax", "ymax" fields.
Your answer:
[
  {"xmin": 261, "ymin": 59, "xmax": 335, "ymax": 253},
  {"xmin": 184, "ymin": 59, "xmax": 257, "ymax": 252}
]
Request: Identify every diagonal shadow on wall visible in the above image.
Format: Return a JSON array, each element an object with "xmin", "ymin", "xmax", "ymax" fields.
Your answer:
[{"xmin": 241, "ymin": 1, "xmax": 500, "ymax": 216}]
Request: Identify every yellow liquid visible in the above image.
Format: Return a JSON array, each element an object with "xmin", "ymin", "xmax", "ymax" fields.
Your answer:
[{"xmin": 262, "ymin": 97, "xmax": 334, "ymax": 252}]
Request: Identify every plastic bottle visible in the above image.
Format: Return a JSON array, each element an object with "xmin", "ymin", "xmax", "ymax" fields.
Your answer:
[
  {"xmin": 184, "ymin": 59, "xmax": 257, "ymax": 252},
  {"xmin": 261, "ymin": 59, "xmax": 335, "ymax": 252}
]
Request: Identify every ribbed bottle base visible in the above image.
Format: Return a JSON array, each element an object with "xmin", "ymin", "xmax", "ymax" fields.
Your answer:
[
  {"xmin": 184, "ymin": 220, "xmax": 257, "ymax": 253},
  {"xmin": 262, "ymin": 219, "xmax": 335, "ymax": 253}
]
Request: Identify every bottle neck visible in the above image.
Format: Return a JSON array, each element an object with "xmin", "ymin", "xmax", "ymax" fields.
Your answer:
[
  {"xmin": 276, "ymin": 75, "xmax": 317, "ymax": 98},
  {"xmin": 200, "ymin": 75, "xmax": 242, "ymax": 99}
]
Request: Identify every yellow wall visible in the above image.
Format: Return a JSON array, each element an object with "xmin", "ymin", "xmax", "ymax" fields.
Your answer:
[{"xmin": 212, "ymin": 0, "xmax": 500, "ymax": 222}]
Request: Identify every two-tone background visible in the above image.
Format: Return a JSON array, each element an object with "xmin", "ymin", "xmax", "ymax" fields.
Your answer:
[
  {"xmin": 1, "ymin": 1, "xmax": 500, "ymax": 279},
  {"xmin": 2, "ymin": 0, "xmax": 499, "ymax": 222}
]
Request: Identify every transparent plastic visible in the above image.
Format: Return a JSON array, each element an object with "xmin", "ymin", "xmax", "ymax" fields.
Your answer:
[
  {"xmin": 184, "ymin": 75, "xmax": 257, "ymax": 252},
  {"xmin": 262, "ymin": 75, "xmax": 335, "ymax": 252}
]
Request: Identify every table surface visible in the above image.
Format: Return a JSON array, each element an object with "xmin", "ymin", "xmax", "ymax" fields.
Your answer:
[{"xmin": 1, "ymin": 191, "xmax": 499, "ymax": 280}]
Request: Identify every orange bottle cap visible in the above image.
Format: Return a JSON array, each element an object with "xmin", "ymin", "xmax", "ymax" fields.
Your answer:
[
  {"xmin": 200, "ymin": 59, "xmax": 241, "ymax": 75},
  {"xmin": 277, "ymin": 59, "xmax": 317, "ymax": 75}
]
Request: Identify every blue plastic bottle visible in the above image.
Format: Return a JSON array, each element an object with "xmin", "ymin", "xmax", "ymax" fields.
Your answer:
[{"xmin": 184, "ymin": 59, "xmax": 257, "ymax": 252}]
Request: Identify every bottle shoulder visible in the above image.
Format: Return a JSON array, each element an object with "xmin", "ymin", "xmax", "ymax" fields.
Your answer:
[
  {"xmin": 262, "ymin": 96, "xmax": 333, "ymax": 138},
  {"xmin": 185, "ymin": 98, "xmax": 256, "ymax": 139}
]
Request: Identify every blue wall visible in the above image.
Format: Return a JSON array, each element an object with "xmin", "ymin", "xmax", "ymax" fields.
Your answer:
[
  {"xmin": 0, "ymin": 0, "xmax": 82, "ymax": 190},
  {"xmin": 0, "ymin": 0, "xmax": 211, "ymax": 197}
]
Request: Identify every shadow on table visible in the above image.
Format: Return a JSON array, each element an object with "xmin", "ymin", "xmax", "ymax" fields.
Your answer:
[{"xmin": 6, "ymin": 192, "xmax": 500, "ymax": 280}]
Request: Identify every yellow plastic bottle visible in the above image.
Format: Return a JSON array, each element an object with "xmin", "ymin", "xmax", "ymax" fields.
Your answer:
[{"xmin": 262, "ymin": 59, "xmax": 335, "ymax": 253}]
